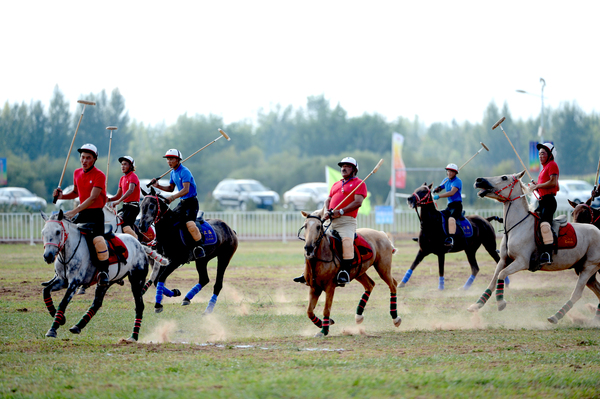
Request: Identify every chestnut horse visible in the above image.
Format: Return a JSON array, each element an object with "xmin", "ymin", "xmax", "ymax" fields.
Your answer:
[
  {"xmin": 469, "ymin": 171, "xmax": 600, "ymax": 324},
  {"xmin": 401, "ymin": 183, "xmax": 502, "ymax": 290},
  {"xmin": 299, "ymin": 209, "xmax": 401, "ymax": 337}
]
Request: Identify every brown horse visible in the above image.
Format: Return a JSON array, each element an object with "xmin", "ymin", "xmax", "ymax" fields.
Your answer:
[
  {"xmin": 570, "ymin": 198, "xmax": 600, "ymax": 228},
  {"xmin": 469, "ymin": 171, "xmax": 600, "ymax": 324},
  {"xmin": 401, "ymin": 183, "xmax": 502, "ymax": 290},
  {"xmin": 299, "ymin": 209, "xmax": 401, "ymax": 337}
]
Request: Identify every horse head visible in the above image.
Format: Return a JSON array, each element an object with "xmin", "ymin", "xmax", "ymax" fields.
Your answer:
[
  {"xmin": 570, "ymin": 198, "xmax": 599, "ymax": 225},
  {"xmin": 474, "ymin": 170, "xmax": 527, "ymax": 202},
  {"xmin": 41, "ymin": 210, "xmax": 70, "ymax": 264},
  {"xmin": 300, "ymin": 209, "xmax": 326, "ymax": 259},
  {"xmin": 139, "ymin": 187, "xmax": 168, "ymax": 233},
  {"xmin": 407, "ymin": 183, "xmax": 433, "ymax": 209}
]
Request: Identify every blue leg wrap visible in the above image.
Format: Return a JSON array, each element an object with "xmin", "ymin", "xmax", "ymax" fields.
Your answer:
[
  {"xmin": 401, "ymin": 269, "xmax": 413, "ymax": 284},
  {"xmin": 438, "ymin": 276, "xmax": 445, "ymax": 290},
  {"xmin": 162, "ymin": 285, "xmax": 175, "ymax": 298},
  {"xmin": 205, "ymin": 294, "xmax": 218, "ymax": 313},
  {"xmin": 155, "ymin": 282, "xmax": 164, "ymax": 304},
  {"xmin": 463, "ymin": 275, "xmax": 475, "ymax": 289},
  {"xmin": 505, "ymin": 276, "xmax": 510, "ymax": 286},
  {"xmin": 185, "ymin": 284, "xmax": 203, "ymax": 301}
]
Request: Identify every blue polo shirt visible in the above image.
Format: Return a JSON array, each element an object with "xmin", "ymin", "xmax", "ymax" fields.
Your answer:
[
  {"xmin": 440, "ymin": 176, "xmax": 462, "ymax": 203},
  {"xmin": 169, "ymin": 164, "xmax": 197, "ymax": 199}
]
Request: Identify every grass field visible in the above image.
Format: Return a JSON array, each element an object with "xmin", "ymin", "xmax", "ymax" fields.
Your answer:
[{"xmin": 1, "ymin": 239, "xmax": 600, "ymax": 398}]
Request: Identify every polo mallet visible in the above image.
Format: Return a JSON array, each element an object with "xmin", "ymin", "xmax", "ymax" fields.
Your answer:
[
  {"xmin": 459, "ymin": 142, "xmax": 489, "ymax": 171},
  {"xmin": 105, "ymin": 126, "xmax": 118, "ymax": 185},
  {"xmin": 147, "ymin": 128, "xmax": 231, "ymax": 187},
  {"xmin": 492, "ymin": 117, "xmax": 534, "ymax": 182},
  {"xmin": 53, "ymin": 99, "xmax": 96, "ymax": 204},
  {"xmin": 593, "ymin": 157, "xmax": 600, "ymax": 193},
  {"xmin": 332, "ymin": 159, "xmax": 384, "ymax": 211}
]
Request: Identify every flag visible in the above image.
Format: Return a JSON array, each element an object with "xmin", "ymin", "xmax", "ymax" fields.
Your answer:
[
  {"xmin": 529, "ymin": 141, "xmax": 540, "ymax": 173},
  {"xmin": 326, "ymin": 166, "xmax": 371, "ymax": 215},
  {"xmin": 389, "ymin": 132, "xmax": 406, "ymax": 188}
]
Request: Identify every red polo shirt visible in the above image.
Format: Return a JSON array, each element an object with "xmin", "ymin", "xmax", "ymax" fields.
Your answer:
[
  {"xmin": 118, "ymin": 171, "xmax": 140, "ymax": 203},
  {"xmin": 537, "ymin": 160, "xmax": 559, "ymax": 196},
  {"xmin": 73, "ymin": 167, "xmax": 107, "ymax": 209},
  {"xmin": 329, "ymin": 177, "xmax": 367, "ymax": 218}
]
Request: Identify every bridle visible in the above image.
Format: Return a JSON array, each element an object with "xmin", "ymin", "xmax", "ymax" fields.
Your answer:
[
  {"xmin": 145, "ymin": 195, "xmax": 168, "ymax": 225},
  {"xmin": 43, "ymin": 219, "xmax": 83, "ymax": 266},
  {"xmin": 297, "ymin": 214, "xmax": 334, "ymax": 263},
  {"xmin": 576, "ymin": 204, "xmax": 600, "ymax": 225},
  {"xmin": 410, "ymin": 188, "xmax": 435, "ymax": 222},
  {"xmin": 491, "ymin": 175, "xmax": 531, "ymax": 236}
]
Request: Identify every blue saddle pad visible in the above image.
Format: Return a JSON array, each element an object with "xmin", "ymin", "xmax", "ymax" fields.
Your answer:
[
  {"xmin": 440, "ymin": 213, "xmax": 473, "ymax": 238},
  {"xmin": 176, "ymin": 221, "xmax": 218, "ymax": 246}
]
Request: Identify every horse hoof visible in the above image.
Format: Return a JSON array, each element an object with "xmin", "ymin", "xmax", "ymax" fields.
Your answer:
[
  {"xmin": 203, "ymin": 302, "xmax": 216, "ymax": 315},
  {"xmin": 69, "ymin": 325, "xmax": 81, "ymax": 334},
  {"xmin": 116, "ymin": 279, "xmax": 125, "ymax": 286},
  {"xmin": 154, "ymin": 304, "xmax": 163, "ymax": 314},
  {"xmin": 467, "ymin": 304, "xmax": 481, "ymax": 313},
  {"xmin": 355, "ymin": 314, "xmax": 364, "ymax": 324},
  {"xmin": 125, "ymin": 337, "xmax": 137, "ymax": 343},
  {"xmin": 172, "ymin": 289, "xmax": 181, "ymax": 297},
  {"xmin": 497, "ymin": 300, "xmax": 507, "ymax": 311},
  {"xmin": 393, "ymin": 316, "xmax": 402, "ymax": 327},
  {"xmin": 181, "ymin": 299, "xmax": 191, "ymax": 306},
  {"xmin": 77, "ymin": 287, "xmax": 86, "ymax": 295},
  {"xmin": 46, "ymin": 329, "xmax": 57, "ymax": 338},
  {"xmin": 547, "ymin": 316, "xmax": 558, "ymax": 324},
  {"xmin": 398, "ymin": 282, "xmax": 406, "ymax": 288},
  {"xmin": 314, "ymin": 332, "xmax": 324, "ymax": 338}
]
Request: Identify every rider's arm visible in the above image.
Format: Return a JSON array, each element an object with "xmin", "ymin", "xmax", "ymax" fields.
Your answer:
[
  {"xmin": 438, "ymin": 186, "xmax": 458, "ymax": 199},
  {"xmin": 116, "ymin": 183, "xmax": 136, "ymax": 204},
  {"xmin": 153, "ymin": 181, "xmax": 176, "ymax": 193},
  {"xmin": 54, "ymin": 186, "xmax": 78, "ymax": 200},
  {"xmin": 108, "ymin": 187, "xmax": 123, "ymax": 203},
  {"xmin": 531, "ymin": 174, "xmax": 558, "ymax": 192},
  {"xmin": 333, "ymin": 195, "xmax": 364, "ymax": 218},
  {"xmin": 167, "ymin": 182, "xmax": 189, "ymax": 204},
  {"xmin": 65, "ymin": 186, "xmax": 102, "ymax": 219}
]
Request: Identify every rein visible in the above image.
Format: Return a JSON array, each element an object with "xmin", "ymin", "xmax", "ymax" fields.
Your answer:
[
  {"xmin": 43, "ymin": 219, "xmax": 84, "ymax": 266},
  {"xmin": 297, "ymin": 215, "xmax": 336, "ymax": 263},
  {"xmin": 496, "ymin": 176, "xmax": 532, "ymax": 237},
  {"xmin": 146, "ymin": 195, "xmax": 169, "ymax": 225},
  {"xmin": 410, "ymin": 188, "xmax": 435, "ymax": 223}
]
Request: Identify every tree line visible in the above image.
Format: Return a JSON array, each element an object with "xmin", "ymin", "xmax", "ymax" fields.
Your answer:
[{"xmin": 2, "ymin": 86, "xmax": 599, "ymax": 209}]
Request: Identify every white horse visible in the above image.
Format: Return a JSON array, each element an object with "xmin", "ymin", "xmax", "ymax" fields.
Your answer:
[
  {"xmin": 469, "ymin": 171, "xmax": 600, "ymax": 324},
  {"xmin": 41, "ymin": 210, "xmax": 150, "ymax": 341}
]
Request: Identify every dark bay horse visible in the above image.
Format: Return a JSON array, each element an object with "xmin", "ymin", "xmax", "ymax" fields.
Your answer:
[
  {"xmin": 139, "ymin": 188, "xmax": 238, "ymax": 314},
  {"xmin": 401, "ymin": 183, "xmax": 502, "ymax": 290},
  {"xmin": 570, "ymin": 198, "xmax": 600, "ymax": 228},
  {"xmin": 300, "ymin": 210, "xmax": 401, "ymax": 337},
  {"xmin": 41, "ymin": 211, "xmax": 149, "ymax": 341}
]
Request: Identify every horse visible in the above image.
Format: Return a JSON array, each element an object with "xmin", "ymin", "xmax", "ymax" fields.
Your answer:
[
  {"xmin": 469, "ymin": 171, "xmax": 600, "ymax": 324},
  {"xmin": 401, "ymin": 183, "xmax": 502, "ymax": 290},
  {"xmin": 41, "ymin": 210, "xmax": 149, "ymax": 341},
  {"xmin": 299, "ymin": 209, "xmax": 401, "ymax": 337},
  {"xmin": 570, "ymin": 198, "xmax": 600, "ymax": 228},
  {"xmin": 139, "ymin": 188, "xmax": 238, "ymax": 314}
]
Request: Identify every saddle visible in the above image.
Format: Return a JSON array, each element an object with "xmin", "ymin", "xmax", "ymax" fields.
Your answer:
[
  {"xmin": 329, "ymin": 231, "xmax": 374, "ymax": 267},
  {"xmin": 177, "ymin": 217, "xmax": 218, "ymax": 248},
  {"xmin": 77, "ymin": 224, "xmax": 129, "ymax": 266},
  {"xmin": 440, "ymin": 211, "xmax": 473, "ymax": 238},
  {"xmin": 533, "ymin": 214, "xmax": 576, "ymax": 250}
]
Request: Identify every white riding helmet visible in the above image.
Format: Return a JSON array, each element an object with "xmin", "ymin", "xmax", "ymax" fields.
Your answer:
[
  {"xmin": 163, "ymin": 149, "xmax": 182, "ymax": 159},
  {"xmin": 338, "ymin": 157, "xmax": 359, "ymax": 172},
  {"xmin": 118, "ymin": 156, "xmax": 135, "ymax": 167},
  {"xmin": 536, "ymin": 142, "xmax": 555, "ymax": 155},
  {"xmin": 77, "ymin": 143, "xmax": 98, "ymax": 158},
  {"xmin": 445, "ymin": 163, "xmax": 459, "ymax": 173}
]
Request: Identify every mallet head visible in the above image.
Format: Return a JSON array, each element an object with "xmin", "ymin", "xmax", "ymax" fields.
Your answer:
[
  {"xmin": 481, "ymin": 142, "xmax": 490, "ymax": 151},
  {"xmin": 219, "ymin": 128, "xmax": 231, "ymax": 141},
  {"xmin": 373, "ymin": 159, "xmax": 384, "ymax": 173},
  {"xmin": 492, "ymin": 117, "xmax": 506, "ymax": 130},
  {"xmin": 77, "ymin": 100, "xmax": 96, "ymax": 106},
  {"xmin": 106, "ymin": 126, "xmax": 118, "ymax": 131}
]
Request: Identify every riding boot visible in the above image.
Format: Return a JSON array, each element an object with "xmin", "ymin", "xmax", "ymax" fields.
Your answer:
[
  {"xmin": 97, "ymin": 259, "xmax": 110, "ymax": 287},
  {"xmin": 539, "ymin": 244, "xmax": 553, "ymax": 266},
  {"xmin": 293, "ymin": 274, "xmax": 307, "ymax": 284},
  {"xmin": 337, "ymin": 259, "xmax": 353, "ymax": 286},
  {"xmin": 187, "ymin": 221, "xmax": 205, "ymax": 259}
]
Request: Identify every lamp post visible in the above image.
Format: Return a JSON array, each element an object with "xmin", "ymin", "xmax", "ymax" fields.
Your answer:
[{"xmin": 516, "ymin": 77, "xmax": 546, "ymax": 143}]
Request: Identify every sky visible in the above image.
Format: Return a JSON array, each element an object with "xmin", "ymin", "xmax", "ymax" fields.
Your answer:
[{"xmin": 2, "ymin": 1, "xmax": 599, "ymax": 128}]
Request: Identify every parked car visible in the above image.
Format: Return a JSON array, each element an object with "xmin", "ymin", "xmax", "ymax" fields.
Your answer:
[
  {"xmin": 283, "ymin": 182, "xmax": 329, "ymax": 210},
  {"xmin": 0, "ymin": 187, "xmax": 47, "ymax": 211},
  {"xmin": 528, "ymin": 179, "xmax": 599, "ymax": 210},
  {"xmin": 212, "ymin": 179, "xmax": 279, "ymax": 211},
  {"xmin": 54, "ymin": 185, "xmax": 79, "ymax": 211}
]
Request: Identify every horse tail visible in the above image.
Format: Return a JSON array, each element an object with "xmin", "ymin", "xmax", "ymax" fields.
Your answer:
[
  {"xmin": 382, "ymin": 231, "xmax": 397, "ymax": 255},
  {"xmin": 143, "ymin": 246, "xmax": 169, "ymax": 266},
  {"xmin": 486, "ymin": 216, "xmax": 503, "ymax": 224}
]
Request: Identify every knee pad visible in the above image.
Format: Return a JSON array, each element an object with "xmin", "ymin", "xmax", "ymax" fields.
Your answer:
[
  {"xmin": 540, "ymin": 222, "xmax": 553, "ymax": 245},
  {"xmin": 448, "ymin": 217, "xmax": 456, "ymax": 235},
  {"xmin": 342, "ymin": 237, "xmax": 354, "ymax": 260},
  {"xmin": 92, "ymin": 236, "xmax": 109, "ymax": 261},
  {"xmin": 186, "ymin": 221, "xmax": 202, "ymax": 242},
  {"xmin": 123, "ymin": 225, "xmax": 138, "ymax": 240}
]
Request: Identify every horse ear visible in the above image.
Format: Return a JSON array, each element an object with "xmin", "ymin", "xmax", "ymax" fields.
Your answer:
[
  {"xmin": 150, "ymin": 187, "xmax": 156, "ymax": 196},
  {"xmin": 301, "ymin": 211, "xmax": 309, "ymax": 218},
  {"xmin": 141, "ymin": 188, "xmax": 149, "ymax": 197},
  {"xmin": 516, "ymin": 170, "xmax": 526, "ymax": 180},
  {"xmin": 428, "ymin": 183, "xmax": 433, "ymax": 190},
  {"xmin": 41, "ymin": 211, "xmax": 48, "ymax": 221},
  {"xmin": 568, "ymin": 199, "xmax": 577, "ymax": 209},
  {"xmin": 58, "ymin": 210, "xmax": 64, "ymax": 220},
  {"xmin": 586, "ymin": 197, "xmax": 593, "ymax": 206},
  {"xmin": 422, "ymin": 182, "xmax": 427, "ymax": 186}
]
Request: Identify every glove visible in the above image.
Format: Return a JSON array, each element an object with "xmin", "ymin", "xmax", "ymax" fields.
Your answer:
[
  {"xmin": 433, "ymin": 186, "xmax": 442, "ymax": 193},
  {"xmin": 433, "ymin": 194, "xmax": 440, "ymax": 200}
]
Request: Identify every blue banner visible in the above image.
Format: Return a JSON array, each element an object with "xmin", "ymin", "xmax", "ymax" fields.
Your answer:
[
  {"xmin": 375, "ymin": 205, "xmax": 393, "ymax": 224},
  {"xmin": 0, "ymin": 158, "xmax": 6, "ymax": 186}
]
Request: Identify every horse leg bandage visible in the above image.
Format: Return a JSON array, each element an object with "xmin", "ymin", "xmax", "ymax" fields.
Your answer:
[
  {"xmin": 123, "ymin": 225, "xmax": 138, "ymax": 240},
  {"xmin": 401, "ymin": 269, "xmax": 413, "ymax": 284},
  {"xmin": 438, "ymin": 276, "xmax": 445, "ymax": 290},
  {"xmin": 553, "ymin": 300, "xmax": 573, "ymax": 320},
  {"xmin": 476, "ymin": 289, "xmax": 493, "ymax": 306},
  {"xmin": 185, "ymin": 284, "xmax": 203, "ymax": 301},
  {"xmin": 186, "ymin": 221, "xmax": 202, "ymax": 242},
  {"xmin": 356, "ymin": 291, "xmax": 371, "ymax": 316},
  {"xmin": 496, "ymin": 279, "xmax": 505, "ymax": 301},
  {"xmin": 390, "ymin": 293, "xmax": 398, "ymax": 319},
  {"xmin": 321, "ymin": 317, "xmax": 330, "ymax": 336},
  {"xmin": 540, "ymin": 222, "xmax": 553, "ymax": 245},
  {"xmin": 93, "ymin": 237, "xmax": 109, "ymax": 262},
  {"xmin": 342, "ymin": 237, "xmax": 354, "ymax": 260},
  {"xmin": 448, "ymin": 217, "xmax": 456, "ymax": 235},
  {"xmin": 205, "ymin": 294, "xmax": 218, "ymax": 313},
  {"xmin": 463, "ymin": 274, "xmax": 476, "ymax": 289}
]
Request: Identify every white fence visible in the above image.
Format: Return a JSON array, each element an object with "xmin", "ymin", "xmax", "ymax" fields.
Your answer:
[{"xmin": 0, "ymin": 208, "xmax": 573, "ymax": 244}]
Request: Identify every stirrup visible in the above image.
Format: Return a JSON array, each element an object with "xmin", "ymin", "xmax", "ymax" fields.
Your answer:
[
  {"xmin": 539, "ymin": 252, "xmax": 552, "ymax": 266},
  {"xmin": 444, "ymin": 237, "xmax": 454, "ymax": 247},
  {"xmin": 337, "ymin": 270, "xmax": 350, "ymax": 285},
  {"xmin": 293, "ymin": 275, "xmax": 306, "ymax": 284},
  {"xmin": 98, "ymin": 272, "xmax": 109, "ymax": 287},
  {"xmin": 193, "ymin": 246, "xmax": 205, "ymax": 259}
]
